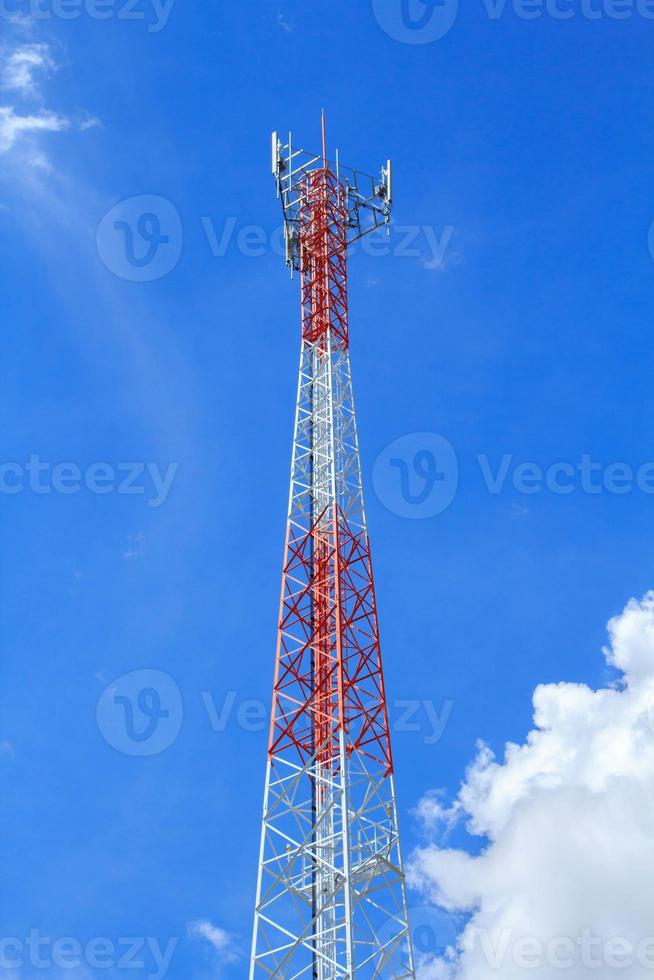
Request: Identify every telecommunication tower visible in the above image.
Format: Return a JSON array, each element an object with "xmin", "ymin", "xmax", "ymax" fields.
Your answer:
[{"xmin": 250, "ymin": 116, "xmax": 416, "ymax": 979}]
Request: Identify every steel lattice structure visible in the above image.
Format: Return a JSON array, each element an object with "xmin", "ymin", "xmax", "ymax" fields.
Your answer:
[{"xmin": 250, "ymin": 119, "xmax": 415, "ymax": 980}]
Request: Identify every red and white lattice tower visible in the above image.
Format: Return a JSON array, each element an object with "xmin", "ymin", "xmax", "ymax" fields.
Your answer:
[{"xmin": 250, "ymin": 118, "xmax": 415, "ymax": 979}]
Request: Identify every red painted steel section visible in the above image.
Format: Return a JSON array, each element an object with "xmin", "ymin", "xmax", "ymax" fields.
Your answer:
[
  {"xmin": 300, "ymin": 168, "xmax": 349, "ymax": 350},
  {"xmin": 268, "ymin": 165, "xmax": 393, "ymax": 776}
]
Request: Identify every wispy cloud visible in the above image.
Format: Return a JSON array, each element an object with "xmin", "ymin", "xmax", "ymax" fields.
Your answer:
[
  {"xmin": 276, "ymin": 12, "xmax": 295, "ymax": 32},
  {"xmin": 0, "ymin": 37, "xmax": 97, "ymax": 167},
  {"xmin": 187, "ymin": 920, "xmax": 241, "ymax": 964},
  {"xmin": 3, "ymin": 12, "xmax": 36, "ymax": 33},
  {"xmin": 123, "ymin": 531, "xmax": 145, "ymax": 560},
  {"xmin": 2, "ymin": 43, "xmax": 55, "ymax": 96},
  {"xmin": 79, "ymin": 113, "xmax": 101, "ymax": 131},
  {"xmin": 0, "ymin": 106, "xmax": 69, "ymax": 154}
]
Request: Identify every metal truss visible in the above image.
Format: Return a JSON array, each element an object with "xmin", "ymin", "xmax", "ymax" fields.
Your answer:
[
  {"xmin": 251, "ymin": 124, "xmax": 415, "ymax": 979},
  {"xmin": 272, "ymin": 127, "xmax": 392, "ymax": 272}
]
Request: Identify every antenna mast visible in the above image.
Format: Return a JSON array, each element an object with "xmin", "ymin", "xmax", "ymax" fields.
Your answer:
[{"xmin": 252, "ymin": 120, "xmax": 411, "ymax": 979}]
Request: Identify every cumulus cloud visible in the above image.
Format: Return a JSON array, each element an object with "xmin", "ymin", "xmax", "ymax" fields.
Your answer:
[
  {"xmin": 2, "ymin": 43, "xmax": 55, "ymax": 95},
  {"xmin": 409, "ymin": 592, "xmax": 654, "ymax": 979},
  {"xmin": 187, "ymin": 920, "xmax": 241, "ymax": 964}
]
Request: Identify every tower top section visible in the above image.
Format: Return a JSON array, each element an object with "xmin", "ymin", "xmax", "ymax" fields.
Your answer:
[{"xmin": 271, "ymin": 118, "xmax": 393, "ymax": 272}]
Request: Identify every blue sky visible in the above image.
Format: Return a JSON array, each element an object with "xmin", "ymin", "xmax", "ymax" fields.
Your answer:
[{"xmin": 2, "ymin": 0, "xmax": 654, "ymax": 976}]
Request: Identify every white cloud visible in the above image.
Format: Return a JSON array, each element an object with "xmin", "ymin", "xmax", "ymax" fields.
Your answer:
[
  {"xmin": 26, "ymin": 148, "xmax": 54, "ymax": 173},
  {"xmin": 414, "ymin": 789, "xmax": 461, "ymax": 836},
  {"xmin": 3, "ymin": 12, "xmax": 35, "ymax": 33},
  {"xmin": 276, "ymin": 12, "xmax": 295, "ymax": 32},
  {"xmin": 409, "ymin": 592, "xmax": 654, "ymax": 979},
  {"xmin": 123, "ymin": 531, "xmax": 145, "ymax": 560},
  {"xmin": 187, "ymin": 920, "xmax": 241, "ymax": 964},
  {"xmin": 0, "ymin": 38, "xmax": 97, "ymax": 167},
  {"xmin": 2, "ymin": 43, "xmax": 55, "ymax": 95},
  {"xmin": 79, "ymin": 114, "xmax": 101, "ymax": 131},
  {"xmin": 0, "ymin": 106, "xmax": 69, "ymax": 155},
  {"xmin": 0, "ymin": 41, "xmax": 67, "ymax": 160}
]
